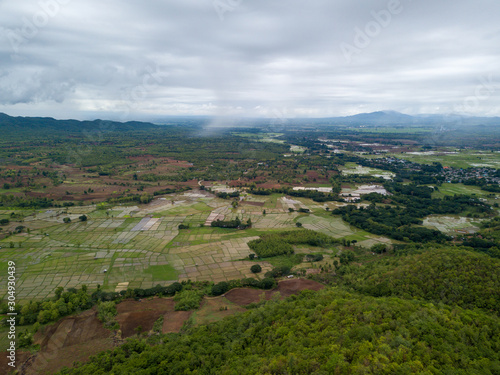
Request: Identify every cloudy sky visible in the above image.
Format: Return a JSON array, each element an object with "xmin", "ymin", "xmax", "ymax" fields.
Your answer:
[{"xmin": 0, "ymin": 0, "xmax": 499, "ymax": 121}]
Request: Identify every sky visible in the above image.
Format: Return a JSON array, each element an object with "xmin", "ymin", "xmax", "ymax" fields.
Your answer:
[{"xmin": 0, "ymin": 0, "xmax": 499, "ymax": 121}]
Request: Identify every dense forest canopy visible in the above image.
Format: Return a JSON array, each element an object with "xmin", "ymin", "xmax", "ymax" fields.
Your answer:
[{"xmin": 58, "ymin": 287, "xmax": 500, "ymax": 374}]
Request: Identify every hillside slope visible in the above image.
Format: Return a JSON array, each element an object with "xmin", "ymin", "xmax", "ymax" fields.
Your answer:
[
  {"xmin": 59, "ymin": 288, "xmax": 500, "ymax": 374},
  {"xmin": 337, "ymin": 248, "xmax": 500, "ymax": 313}
]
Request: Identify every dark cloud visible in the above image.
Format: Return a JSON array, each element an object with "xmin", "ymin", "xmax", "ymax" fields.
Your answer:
[{"xmin": 0, "ymin": 0, "xmax": 498, "ymax": 119}]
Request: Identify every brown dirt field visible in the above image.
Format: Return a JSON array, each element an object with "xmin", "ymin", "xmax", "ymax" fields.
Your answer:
[
  {"xmin": 0, "ymin": 351, "xmax": 31, "ymax": 375},
  {"xmin": 192, "ymin": 298, "xmax": 246, "ymax": 327},
  {"xmin": 115, "ymin": 298, "xmax": 176, "ymax": 338},
  {"xmin": 19, "ymin": 307, "xmax": 114, "ymax": 375},
  {"xmin": 4, "ymin": 298, "xmax": 180, "ymax": 374},
  {"xmin": 275, "ymin": 278, "xmax": 324, "ymax": 297},
  {"xmin": 225, "ymin": 279, "xmax": 324, "ymax": 306},
  {"xmin": 36, "ymin": 308, "xmax": 111, "ymax": 350},
  {"xmin": 24, "ymin": 337, "xmax": 114, "ymax": 375},
  {"xmin": 162, "ymin": 311, "xmax": 193, "ymax": 333},
  {"xmin": 224, "ymin": 288, "xmax": 273, "ymax": 305},
  {"xmin": 242, "ymin": 201, "xmax": 265, "ymax": 207},
  {"xmin": 306, "ymin": 171, "xmax": 320, "ymax": 179},
  {"xmin": 256, "ymin": 182, "xmax": 282, "ymax": 189}
]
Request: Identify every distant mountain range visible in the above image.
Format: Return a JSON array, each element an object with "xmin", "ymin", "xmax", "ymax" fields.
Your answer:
[
  {"xmin": 0, "ymin": 112, "xmax": 158, "ymax": 133},
  {"xmin": 313, "ymin": 111, "xmax": 500, "ymax": 126},
  {"xmin": 1, "ymin": 111, "xmax": 500, "ymax": 132}
]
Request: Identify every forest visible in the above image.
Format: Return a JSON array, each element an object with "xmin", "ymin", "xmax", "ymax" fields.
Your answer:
[{"xmin": 58, "ymin": 281, "xmax": 500, "ymax": 374}]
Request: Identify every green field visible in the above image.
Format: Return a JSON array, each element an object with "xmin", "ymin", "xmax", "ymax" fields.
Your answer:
[
  {"xmin": 351, "ymin": 126, "xmax": 432, "ymax": 134},
  {"xmin": 389, "ymin": 150, "xmax": 500, "ymax": 168},
  {"xmin": 0, "ymin": 190, "xmax": 390, "ymax": 301},
  {"xmin": 433, "ymin": 183, "xmax": 490, "ymax": 197}
]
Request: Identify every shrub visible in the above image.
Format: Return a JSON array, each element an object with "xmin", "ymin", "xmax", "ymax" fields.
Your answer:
[
  {"xmin": 211, "ymin": 282, "xmax": 229, "ymax": 296},
  {"xmin": 250, "ymin": 264, "xmax": 262, "ymax": 274},
  {"xmin": 305, "ymin": 253, "xmax": 324, "ymax": 262},
  {"xmin": 97, "ymin": 301, "xmax": 117, "ymax": 328},
  {"xmin": 258, "ymin": 278, "xmax": 276, "ymax": 289},
  {"xmin": 174, "ymin": 290, "xmax": 203, "ymax": 311}
]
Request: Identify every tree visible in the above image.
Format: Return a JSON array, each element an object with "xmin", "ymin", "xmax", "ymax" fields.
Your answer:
[
  {"xmin": 79, "ymin": 215, "xmax": 88, "ymax": 222},
  {"xmin": 251, "ymin": 264, "xmax": 262, "ymax": 274},
  {"xmin": 259, "ymin": 278, "xmax": 276, "ymax": 289},
  {"xmin": 296, "ymin": 222, "xmax": 303, "ymax": 227},
  {"xmin": 140, "ymin": 193, "xmax": 153, "ymax": 204},
  {"xmin": 371, "ymin": 243, "xmax": 387, "ymax": 254},
  {"xmin": 63, "ymin": 217, "xmax": 71, "ymax": 223},
  {"xmin": 211, "ymin": 281, "xmax": 229, "ymax": 296}
]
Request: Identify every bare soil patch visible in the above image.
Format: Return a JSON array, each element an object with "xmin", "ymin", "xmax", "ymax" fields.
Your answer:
[
  {"xmin": 225, "ymin": 279, "xmax": 324, "ymax": 306},
  {"xmin": 275, "ymin": 278, "xmax": 324, "ymax": 297},
  {"xmin": 17, "ymin": 307, "xmax": 114, "ymax": 375},
  {"xmin": 162, "ymin": 311, "xmax": 193, "ymax": 333},
  {"xmin": 242, "ymin": 201, "xmax": 265, "ymax": 207},
  {"xmin": 0, "ymin": 351, "xmax": 31, "ymax": 375},
  {"xmin": 224, "ymin": 288, "xmax": 273, "ymax": 305},
  {"xmin": 116, "ymin": 298, "xmax": 176, "ymax": 338}
]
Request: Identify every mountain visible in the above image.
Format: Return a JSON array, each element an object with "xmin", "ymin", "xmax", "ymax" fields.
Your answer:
[
  {"xmin": 313, "ymin": 111, "xmax": 500, "ymax": 127},
  {"xmin": 0, "ymin": 113, "xmax": 158, "ymax": 133},
  {"xmin": 2, "ymin": 111, "xmax": 500, "ymax": 132},
  {"xmin": 339, "ymin": 110, "xmax": 417, "ymax": 125}
]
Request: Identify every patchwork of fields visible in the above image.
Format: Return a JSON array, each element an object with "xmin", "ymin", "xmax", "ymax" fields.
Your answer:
[{"xmin": 0, "ymin": 189, "xmax": 392, "ymax": 302}]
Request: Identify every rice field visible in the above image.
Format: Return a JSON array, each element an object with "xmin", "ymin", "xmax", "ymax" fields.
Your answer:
[
  {"xmin": 0, "ymin": 189, "xmax": 393, "ymax": 301},
  {"xmin": 423, "ymin": 215, "xmax": 483, "ymax": 234},
  {"xmin": 390, "ymin": 150, "xmax": 500, "ymax": 169},
  {"xmin": 340, "ymin": 162, "xmax": 395, "ymax": 179}
]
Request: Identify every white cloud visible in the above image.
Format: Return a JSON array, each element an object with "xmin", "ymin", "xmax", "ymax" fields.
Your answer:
[{"xmin": 0, "ymin": 0, "xmax": 499, "ymax": 119}]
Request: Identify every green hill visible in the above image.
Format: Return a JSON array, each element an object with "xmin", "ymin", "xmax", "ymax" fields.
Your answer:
[
  {"xmin": 337, "ymin": 248, "xmax": 500, "ymax": 313},
  {"xmin": 0, "ymin": 112, "xmax": 158, "ymax": 134},
  {"xmin": 58, "ymin": 288, "xmax": 500, "ymax": 374}
]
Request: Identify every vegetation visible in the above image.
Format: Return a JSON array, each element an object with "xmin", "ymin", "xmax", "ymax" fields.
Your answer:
[
  {"xmin": 331, "ymin": 247, "xmax": 500, "ymax": 313},
  {"xmin": 58, "ymin": 288, "xmax": 500, "ymax": 375},
  {"xmin": 248, "ymin": 229, "xmax": 338, "ymax": 258},
  {"xmin": 248, "ymin": 237, "xmax": 294, "ymax": 258},
  {"xmin": 250, "ymin": 264, "xmax": 262, "ymax": 273},
  {"xmin": 3, "ymin": 114, "xmax": 500, "ymax": 373},
  {"xmin": 173, "ymin": 289, "xmax": 204, "ymax": 311},
  {"xmin": 96, "ymin": 301, "xmax": 118, "ymax": 329},
  {"xmin": 211, "ymin": 217, "xmax": 251, "ymax": 229},
  {"xmin": 332, "ymin": 189, "xmax": 490, "ymax": 243}
]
